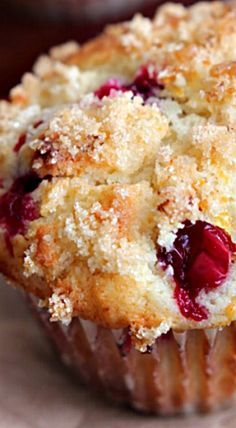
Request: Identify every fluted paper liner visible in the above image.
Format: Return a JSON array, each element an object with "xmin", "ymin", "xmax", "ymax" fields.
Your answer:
[{"xmin": 29, "ymin": 297, "xmax": 236, "ymax": 415}]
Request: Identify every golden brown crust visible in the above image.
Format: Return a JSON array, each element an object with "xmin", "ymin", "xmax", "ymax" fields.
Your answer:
[{"xmin": 1, "ymin": 2, "xmax": 236, "ymax": 347}]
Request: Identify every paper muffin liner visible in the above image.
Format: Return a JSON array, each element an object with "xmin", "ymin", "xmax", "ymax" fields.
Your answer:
[{"xmin": 29, "ymin": 297, "xmax": 236, "ymax": 415}]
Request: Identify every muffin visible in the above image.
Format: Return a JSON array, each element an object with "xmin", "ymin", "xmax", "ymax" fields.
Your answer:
[{"xmin": 1, "ymin": 0, "xmax": 236, "ymax": 414}]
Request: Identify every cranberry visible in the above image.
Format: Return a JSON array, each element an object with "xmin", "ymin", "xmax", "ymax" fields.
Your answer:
[
  {"xmin": 94, "ymin": 78, "xmax": 125, "ymax": 99},
  {"xmin": 127, "ymin": 65, "xmax": 163, "ymax": 100},
  {"xmin": 174, "ymin": 285, "xmax": 208, "ymax": 321},
  {"xmin": 158, "ymin": 221, "xmax": 236, "ymax": 321},
  {"xmin": 95, "ymin": 65, "xmax": 163, "ymax": 101},
  {"xmin": 14, "ymin": 133, "xmax": 27, "ymax": 152},
  {"xmin": 33, "ymin": 119, "xmax": 44, "ymax": 129},
  {"xmin": 0, "ymin": 173, "xmax": 41, "ymax": 251}
]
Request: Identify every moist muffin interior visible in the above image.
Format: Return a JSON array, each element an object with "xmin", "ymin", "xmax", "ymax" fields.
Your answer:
[{"xmin": 0, "ymin": 1, "xmax": 236, "ymax": 350}]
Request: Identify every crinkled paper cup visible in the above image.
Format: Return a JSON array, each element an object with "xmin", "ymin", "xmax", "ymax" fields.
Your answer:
[{"xmin": 29, "ymin": 297, "xmax": 236, "ymax": 415}]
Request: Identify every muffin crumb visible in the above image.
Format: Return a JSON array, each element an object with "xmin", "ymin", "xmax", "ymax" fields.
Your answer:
[{"xmin": 48, "ymin": 293, "xmax": 73, "ymax": 325}]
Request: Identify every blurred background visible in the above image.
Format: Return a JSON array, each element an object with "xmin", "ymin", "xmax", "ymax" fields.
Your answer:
[{"xmin": 0, "ymin": 0, "xmax": 197, "ymax": 98}]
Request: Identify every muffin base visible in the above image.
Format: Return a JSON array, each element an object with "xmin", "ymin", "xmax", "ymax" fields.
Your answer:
[{"xmin": 29, "ymin": 297, "xmax": 236, "ymax": 415}]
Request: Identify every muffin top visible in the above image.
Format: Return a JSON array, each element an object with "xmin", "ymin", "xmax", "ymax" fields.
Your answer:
[{"xmin": 0, "ymin": 1, "xmax": 236, "ymax": 350}]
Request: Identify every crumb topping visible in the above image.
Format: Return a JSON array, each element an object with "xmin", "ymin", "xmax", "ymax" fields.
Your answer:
[{"xmin": 48, "ymin": 292, "xmax": 73, "ymax": 325}]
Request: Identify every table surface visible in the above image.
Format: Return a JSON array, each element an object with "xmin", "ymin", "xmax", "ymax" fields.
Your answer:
[{"xmin": 0, "ymin": 278, "xmax": 236, "ymax": 428}]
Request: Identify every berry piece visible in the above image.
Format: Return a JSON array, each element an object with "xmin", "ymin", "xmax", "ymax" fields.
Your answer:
[
  {"xmin": 33, "ymin": 119, "xmax": 44, "ymax": 129},
  {"xmin": 94, "ymin": 65, "xmax": 163, "ymax": 101},
  {"xmin": 14, "ymin": 133, "xmax": 27, "ymax": 152},
  {"xmin": 95, "ymin": 78, "xmax": 125, "ymax": 99},
  {"xmin": 127, "ymin": 65, "xmax": 163, "ymax": 99},
  {"xmin": 0, "ymin": 173, "xmax": 41, "ymax": 243},
  {"xmin": 158, "ymin": 221, "xmax": 236, "ymax": 321}
]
